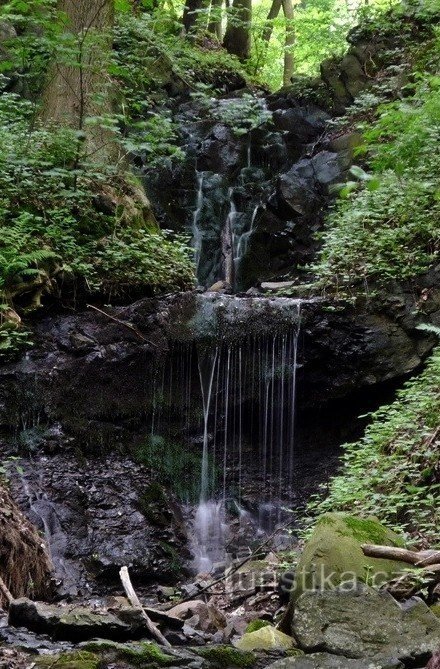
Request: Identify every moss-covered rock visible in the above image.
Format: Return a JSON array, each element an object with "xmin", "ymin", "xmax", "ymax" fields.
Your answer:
[
  {"xmin": 234, "ymin": 626, "xmax": 294, "ymax": 652},
  {"xmin": 245, "ymin": 619, "xmax": 271, "ymax": 634},
  {"xmin": 194, "ymin": 644, "xmax": 256, "ymax": 668},
  {"xmin": 290, "ymin": 513, "xmax": 406, "ymax": 602},
  {"xmin": 81, "ymin": 639, "xmax": 177, "ymax": 666},
  {"xmin": 35, "ymin": 651, "xmax": 100, "ymax": 669},
  {"xmin": 431, "ymin": 604, "xmax": 440, "ymax": 619}
]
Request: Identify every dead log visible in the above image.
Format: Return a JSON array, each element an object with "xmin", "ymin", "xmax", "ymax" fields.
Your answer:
[{"xmin": 119, "ymin": 566, "xmax": 171, "ymax": 648}]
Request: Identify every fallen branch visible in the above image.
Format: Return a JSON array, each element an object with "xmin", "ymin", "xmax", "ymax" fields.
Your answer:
[
  {"xmin": 119, "ymin": 566, "xmax": 171, "ymax": 647},
  {"xmin": 361, "ymin": 544, "xmax": 423, "ymax": 564},
  {"xmin": 362, "ymin": 544, "xmax": 440, "ymax": 568},
  {"xmin": 0, "ymin": 577, "xmax": 13, "ymax": 606},
  {"xmin": 416, "ymin": 550, "xmax": 440, "ymax": 567},
  {"xmin": 87, "ymin": 304, "xmax": 158, "ymax": 346}
]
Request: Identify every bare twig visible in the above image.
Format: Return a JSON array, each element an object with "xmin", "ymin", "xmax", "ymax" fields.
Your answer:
[
  {"xmin": 119, "ymin": 566, "xmax": 171, "ymax": 647},
  {"xmin": 87, "ymin": 304, "xmax": 158, "ymax": 346}
]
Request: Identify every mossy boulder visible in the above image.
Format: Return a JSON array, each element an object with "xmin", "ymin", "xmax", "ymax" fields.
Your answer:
[
  {"xmin": 35, "ymin": 652, "xmax": 100, "ymax": 669},
  {"xmin": 290, "ymin": 513, "xmax": 406, "ymax": 602},
  {"xmin": 234, "ymin": 626, "xmax": 294, "ymax": 652},
  {"xmin": 292, "ymin": 583, "xmax": 440, "ymax": 662},
  {"xmin": 194, "ymin": 645, "xmax": 256, "ymax": 668}
]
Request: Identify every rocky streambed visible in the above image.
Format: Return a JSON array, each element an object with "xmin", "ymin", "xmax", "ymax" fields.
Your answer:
[{"xmin": 1, "ymin": 513, "xmax": 440, "ymax": 669}]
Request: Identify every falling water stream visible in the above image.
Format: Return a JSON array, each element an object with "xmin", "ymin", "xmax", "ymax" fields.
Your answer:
[{"xmin": 182, "ymin": 298, "xmax": 302, "ymax": 573}]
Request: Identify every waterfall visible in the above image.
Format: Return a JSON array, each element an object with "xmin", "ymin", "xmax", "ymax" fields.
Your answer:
[
  {"xmin": 148, "ymin": 296, "xmax": 302, "ymax": 573},
  {"xmin": 192, "ymin": 171, "xmax": 204, "ymax": 276},
  {"xmin": 191, "ymin": 301, "xmax": 302, "ymax": 572},
  {"xmin": 198, "ymin": 347, "xmax": 219, "ymax": 502}
]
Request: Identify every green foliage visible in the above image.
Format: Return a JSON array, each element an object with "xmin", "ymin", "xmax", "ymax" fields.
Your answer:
[
  {"xmin": 0, "ymin": 323, "xmax": 32, "ymax": 361},
  {"xmin": 308, "ymin": 346, "xmax": 440, "ymax": 545},
  {"xmin": 136, "ymin": 434, "xmax": 207, "ymax": 502},
  {"xmin": 113, "ymin": 12, "xmax": 244, "ymax": 110},
  {"xmin": 120, "ymin": 112, "xmax": 185, "ymax": 167},
  {"xmin": 0, "ymin": 94, "xmax": 194, "ymax": 303},
  {"xmin": 313, "ymin": 72, "xmax": 440, "ymax": 290},
  {"xmin": 0, "ymin": 0, "xmax": 59, "ymax": 98},
  {"xmin": 214, "ymin": 93, "xmax": 272, "ymax": 136},
  {"xmin": 195, "ymin": 645, "xmax": 257, "ymax": 668}
]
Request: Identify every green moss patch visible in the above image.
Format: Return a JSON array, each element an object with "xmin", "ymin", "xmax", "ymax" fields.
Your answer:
[
  {"xmin": 245, "ymin": 619, "xmax": 271, "ymax": 634},
  {"xmin": 291, "ymin": 512, "xmax": 407, "ymax": 602},
  {"xmin": 35, "ymin": 651, "xmax": 100, "ymax": 669},
  {"xmin": 194, "ymin": 645, "xmax": 256, "ymax": 668},
  {"xmin": 81, "ymin": 640, "xmax": 177, "ymax": 667}
]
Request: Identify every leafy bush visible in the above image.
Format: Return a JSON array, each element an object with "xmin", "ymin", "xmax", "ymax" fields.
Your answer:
[
  {"xmin": 309, "ymin": 346, "xmax": 440, "ymax": 545},
  {"xmin": 313, "ymin": 73, "xmax": 440, "ymax": 291}
]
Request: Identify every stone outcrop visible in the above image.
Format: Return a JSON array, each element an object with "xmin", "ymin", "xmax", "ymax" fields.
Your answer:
[{"xmin": 8, "ymin": 599, "xmax": 143, "ymax": 642}]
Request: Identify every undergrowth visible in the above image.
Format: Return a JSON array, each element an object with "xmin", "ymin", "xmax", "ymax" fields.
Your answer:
[
  {"xmin": 0, "ymin": 94, "xmax": 194, "ymax": 307},
  {"xmin": 308, "ymin": 344, "xmax": 440, "ymax": 546},
  {"xmin": 313, "ymin": 9, "xmax": 440, "ymax": 293}
]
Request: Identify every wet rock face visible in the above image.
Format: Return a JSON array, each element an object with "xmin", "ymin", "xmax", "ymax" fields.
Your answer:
[
  {"xmin": 300, "ymin": 267, "xmax": 440, "ymax": 406},
  {"xmin": 144, "ymin": 90, "xmax": 340, "ymax": 291},
  {"xmin": 9, "ymin": 454, "xmax": 189, "ymax": 595},
  {"xmin": 1, "ymin": 279, "xmax": 439, "ymax": 449}
]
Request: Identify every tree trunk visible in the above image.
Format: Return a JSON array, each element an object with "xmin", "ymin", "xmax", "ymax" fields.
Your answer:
[
  {"xmin": 208, "ymin": 0, "xmax": 223, "ymax": 40},
  {"xmin": 223, "ymin": 0, "xmax": 252, "ymax": 61},
  {"xmin": 282, "ymin": 0, "xmax": 294, "ymax": 86},
  {"xmin": 262, "ymin": 0, "xmax": 282, "ymax": 43},
  {"xmin": 41, "ymin": 0, "xmax": 116, "ymax": 160},
  {"xmin": 183, "ymin": 0, "xmax": 209, "ymax": 33}
]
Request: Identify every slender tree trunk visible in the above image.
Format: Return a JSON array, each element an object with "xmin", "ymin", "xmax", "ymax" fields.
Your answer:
[
  {"xmin": 208, "ymin": 0, "xmax": 223, "ymax": 40},
  {"xmin": 282, "ymin": 0, "xmax": 294, "ymax": 86},
  {"xmin": 41, "ymin": 0, "xmax": 116, "ymax": 160},
  {"xmin": 262, "ymin": 0, "xmax": 282, "ymax": 43},
  {"xmin": 223, "ymin": 0, "xmax": 252, "ymax": 61}
]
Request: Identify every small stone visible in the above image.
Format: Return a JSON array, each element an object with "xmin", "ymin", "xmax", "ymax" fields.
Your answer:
[
  {"xmin": 234, "ymin": 625, "xmax": 294, "ymax": 651},
  {"xmin": 157, "ymin": 586, "xmax": 176, "ymax": 601},
  {"xmin": 261, "ymin": 281, "xmax": 295, "ymax": 292},
  {"xmin": 207, "ymin": 280, "xmax": 226, "ymax": 293}
]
